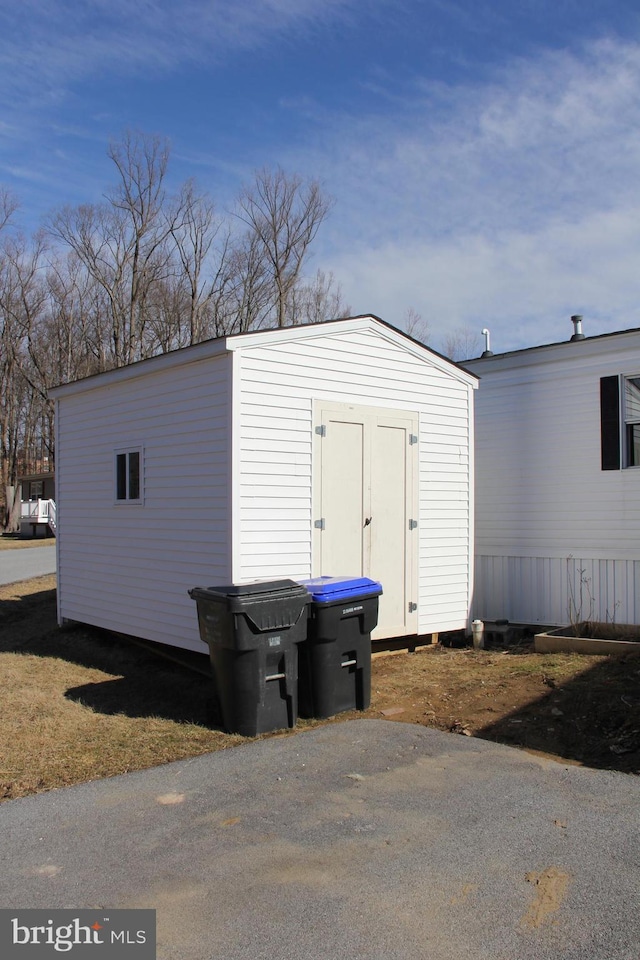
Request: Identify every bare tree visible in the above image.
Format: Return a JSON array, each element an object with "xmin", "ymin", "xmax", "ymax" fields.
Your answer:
[
  {"xmin": 0, "ymin": 244, "xmax": 23, "ymax": 529},
  {"xmin": 0, "ymin": 196, "xmax": 21, "ymax": 528},
  {"xmin": 1, "ymin": 237, "xmax": 103, "ymax": 510},
  {"xmin": 0, "ymin": 232, "xmax": 51, "ymax": 529},
  {"xmin": 403, "ymin": 306, "xmax": 430, "ymax": 344},
  {"xmin": 3, "ymin": 234, "xmax": 52, "ymax": 402},
  {"xmin": 284, "ymin": 269, "xmax": 350, "ymax": 326},
  {"xmin": 2, "ymin": 142, "xmax": 339, "ymax": 528},
  {"xmin": 45, "ymin": 251, "xmax": 105, "ymax": 383},
  {"xmin": 222, "ymin": 228, "xmax": 274, "ymax": 334},
  {"xmin": 236, "ymin": 168, "xmax": 333, "ymax": 328},
  {"xmin": 442, "ymin": 326, "xmax": 481, "ymax": 362},
  {"xmin": 49, "ymin": 131, "xmax": 177, "ymax": 367},
  {"xmin": 1, "ymin": 236, "xmax": 60, "ymax": 474},
  {"xmin": 0, "ymin": 188, "xmax": 18, "ymax": 234},
  {"xmin": 167, "ymin": 179, "xmax": 225, "ymax": 345},
  {"xmin": 144, "ymin": 276, "xmax": 191, "ymax": 354}
]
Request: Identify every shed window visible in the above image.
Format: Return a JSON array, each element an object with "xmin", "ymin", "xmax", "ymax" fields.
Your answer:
[{"xmin": 115, "ymin": 449, "xmax": 142, "ymax": 502}]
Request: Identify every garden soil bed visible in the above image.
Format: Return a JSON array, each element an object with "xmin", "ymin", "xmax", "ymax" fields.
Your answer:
[
  {"xmin": 1, "ymin": 573, "xmax": 639, "ymax": 803},
  {"xmin": 535, "ymin": 621, "xmax": 640, "ymax": 655}
]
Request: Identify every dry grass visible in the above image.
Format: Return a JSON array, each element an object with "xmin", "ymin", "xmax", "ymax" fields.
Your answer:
[
  {"xmin": 0, "ymin": 534, "xmax": 56, "ymax": 551},
  {"xmin": 1, "ymin": 566, "xmax": 639, "ymax": 803},
  {"xmin": 0, "ymin": 574, "xmax": 245, "ymax": 801}
]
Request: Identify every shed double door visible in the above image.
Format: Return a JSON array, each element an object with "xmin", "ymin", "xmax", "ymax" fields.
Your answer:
[{"xmin": 313, "ymin": 402, "xmax": 418, "ymax": 639}]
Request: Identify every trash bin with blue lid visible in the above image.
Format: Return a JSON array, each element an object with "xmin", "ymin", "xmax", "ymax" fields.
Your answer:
[
  {"xmin": 297, "ymin": 576, "xmax": 382, "ymax": 719},
  {"xmin": 188, "ymin": 579, "xmax": 310, "ymax": 736}
]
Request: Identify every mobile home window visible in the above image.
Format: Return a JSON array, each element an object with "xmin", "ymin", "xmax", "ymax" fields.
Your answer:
[
  {"xmin": 625, "ymin": 377, "xmax": 640, "ymax": 467},
  {"xmin": 115, "ymin": 449, "xmax": 142, "ymax": 502}
]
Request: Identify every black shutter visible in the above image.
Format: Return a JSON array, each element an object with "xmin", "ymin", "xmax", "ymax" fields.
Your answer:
[
  {"xmin": 600, "ymin": 376, "xmax": 621, "ymax": 470},
  {"xmin": 116, "ymin": 453, "xmax": 127, "ymax": 499}
]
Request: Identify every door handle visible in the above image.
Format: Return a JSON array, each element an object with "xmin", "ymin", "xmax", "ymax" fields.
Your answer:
[{"xmin": 363, "ymin": 516, "xmax": 372, "ymax": 527}]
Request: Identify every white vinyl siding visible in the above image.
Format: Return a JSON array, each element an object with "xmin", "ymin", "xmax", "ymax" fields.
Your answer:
[
  {"xmin": 234, "ymin": 327, "xmax": 474, "ymax": 634},
  {"xmin": 56, "ymin": 353, "xmax": 232, "ymax": 651},
  {"xmin": 467, "ymin": 330, "xmax": 640, "ymax": 625},
  {"xmin": 474, "ymin": 555, "xmax": 640, "ymax": 626}
]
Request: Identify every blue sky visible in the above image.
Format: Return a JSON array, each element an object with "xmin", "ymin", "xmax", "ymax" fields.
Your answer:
[{"xmin": 2, "ymin": 0, "xmax": 640, "ymax": 353}]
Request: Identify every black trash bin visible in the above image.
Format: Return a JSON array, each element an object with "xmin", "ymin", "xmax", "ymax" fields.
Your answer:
[
  {"xmin": 188, "ymin": 580, "xmax": 310, "ymax": 737},
  {"xmin": 297, "ymin": 576, "xmax": 382, "ymax": 720}
]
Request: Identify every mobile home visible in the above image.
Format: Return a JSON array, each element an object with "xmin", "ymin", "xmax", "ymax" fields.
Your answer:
[{"xmin": 465, "ymin": 320, "xmax": 640, "ymax": 627}]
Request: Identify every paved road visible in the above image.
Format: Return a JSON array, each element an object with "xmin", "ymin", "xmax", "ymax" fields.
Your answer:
[
  {"xmin": 0, "ymin": 544, "xmax": 56, "ymax": 585},
  {"xmin": 0, "ymin": 719, "xmax": 637, "ymax": 960}
]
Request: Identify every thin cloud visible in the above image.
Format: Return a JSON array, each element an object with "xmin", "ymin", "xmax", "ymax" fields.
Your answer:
[
  {"xmin": 295, "ymin": 37, "xmax": 640, "ymax": 347},
  {"xmin": 2, "ymin": 4, "xmax": 640, "ymax": 350},
  {"xmin": 0, "ymin": 0, "xmax": 381, "ymax": 208},
  {"xmin": 0, "ymin": 0, "xmax": 370, "ymax": 97},
  {"xmin": 311, "ymin": 39, "xmax": 640, "ymax": 239},
  {"xmin": 327, "ymin": 204, "xmax": 640, "ymax": 351}
]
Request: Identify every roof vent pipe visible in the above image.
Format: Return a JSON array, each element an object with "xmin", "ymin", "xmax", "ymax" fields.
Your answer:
[
  {"xmin": 570, "ymin": 315, "xmax": 585, "ymax": 341},
  {"xmin": 480, "ymin": 328, "xmax": 493, "ymax": 357}
]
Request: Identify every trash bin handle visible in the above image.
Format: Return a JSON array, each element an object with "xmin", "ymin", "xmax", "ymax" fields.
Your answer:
[
  {"xmin": 341, "ymin": 659, "xmax": 357, "ymax": 668},
  {"xmin": 265, "ymin": 672, "xmax": 286, "ymax": 681}
]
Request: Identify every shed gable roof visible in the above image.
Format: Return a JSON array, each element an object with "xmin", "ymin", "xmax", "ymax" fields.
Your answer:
[{"xmin": 50, "ymin": 315, "xmax": 477, "ymax": 399}]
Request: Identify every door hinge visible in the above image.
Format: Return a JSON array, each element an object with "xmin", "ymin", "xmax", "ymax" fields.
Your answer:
[
  {"xmin": 315, "ymin": 425, "xmax": 326, "ymax": 437},
  {"xmin": 409, "ymin": 519, "xmax": 418, "ymax": 530},
  {"xmin": 409, "ymin": 434, "xmax": 418, "ymax": 445},
  {"xmin": 314, "ymin": 518, "xmax": 325, "ymax": 530},
  {"xmin": 408, "ymin": 602, "xmax": 417, "ymax": 613}
]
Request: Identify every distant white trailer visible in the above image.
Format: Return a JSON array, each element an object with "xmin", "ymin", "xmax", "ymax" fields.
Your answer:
[
  {"xmin": 465, "ymin": 320, "xmax": 640, "ymax": 627},
  {"xmin": 50, "ymin": 316, "xmax": 477, "ymax": 653},
  {"xmin": 18, "ymin": 471, "xmax": 56, "ymax": 538}
]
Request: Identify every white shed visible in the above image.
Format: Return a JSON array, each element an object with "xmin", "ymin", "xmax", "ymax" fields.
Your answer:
[
  {"xmin": 465, "ymin": 322, "xmax": 640, "ymax": 627},
  {"xmin": 51, "ymin": 316, "xmax": 478, "ymax": 653}
]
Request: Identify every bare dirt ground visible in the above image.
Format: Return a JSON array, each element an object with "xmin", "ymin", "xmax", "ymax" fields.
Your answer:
[
  {"xmin": 1, "ymin": 566, "xmax": 639, "ymax": 803},
  {"xmin": 368, "ymin": 641, "xmax": 640, "ymax": 772}
]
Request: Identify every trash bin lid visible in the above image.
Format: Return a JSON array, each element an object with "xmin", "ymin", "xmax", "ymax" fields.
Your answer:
[
  {"xmin": 298, "ymin": 576, "xmax": 383, "ymax": 603},
  {"xmin": 189, "ymin": 579, "xmax": 310, "ymax": 604}
]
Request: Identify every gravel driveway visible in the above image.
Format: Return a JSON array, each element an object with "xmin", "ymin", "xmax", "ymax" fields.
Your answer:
[{"xmin": 1, "ymin": 719, "xmax": 637, "ymax": 960}]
